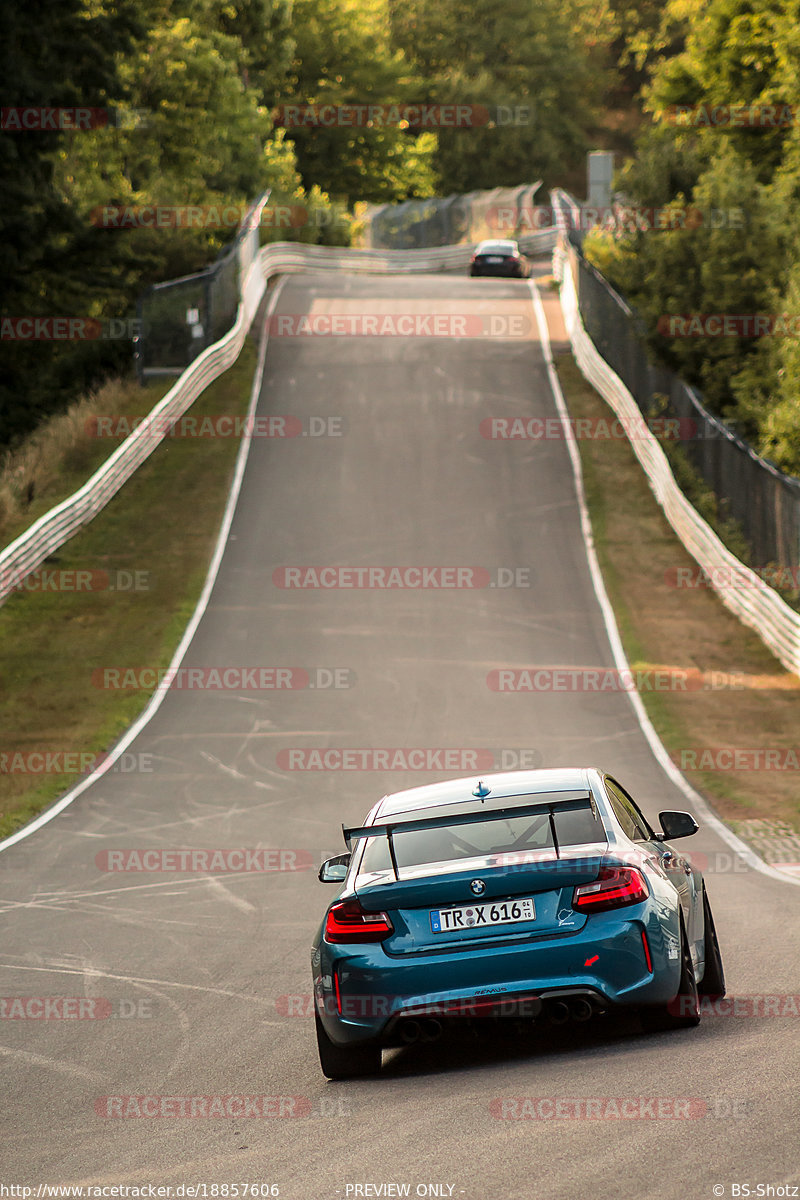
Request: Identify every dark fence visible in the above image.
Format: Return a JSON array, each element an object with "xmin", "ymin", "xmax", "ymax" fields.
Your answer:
[
  {"xmin": 569, "ymin": 243, "xmax": 800, "ymax": 571},
  {"xmin": 134, "ymin": 194, "xmax": 266, "ymax": 380}
]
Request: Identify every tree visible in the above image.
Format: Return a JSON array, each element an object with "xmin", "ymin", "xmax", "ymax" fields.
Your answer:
[
  {"xmin": 0, "ymin": 0, "xmax": 143, "ymax": 445},
  {"xmin": 269, "ymin": 0, "xmax": 437, "ymax": 203},
  {"xmin": 586, "ymin": 0, "xmax": 800, "ymax": 471},
  {"xmin": 389, "ymin": 0, "xmax": 611, "ymax": 193}
]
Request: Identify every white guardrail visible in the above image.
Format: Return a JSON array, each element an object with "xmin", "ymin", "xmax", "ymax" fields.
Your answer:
[
  {"xmin": 3, "ymin": 191, "xmax": 799, "ymax": 676},
  {"xmin": 5, "ymin": 188, "xmax": 800, "ymax": 685},
  {"xmin": 553, "ymin": 237, "xmax": 800, "ymax": 677},
  {"xmin": 0, "ymin": 223, "xmax": 557, "ymax": 606}
]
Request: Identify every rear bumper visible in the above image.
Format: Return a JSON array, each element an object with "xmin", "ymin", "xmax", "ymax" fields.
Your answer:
[
  {"xmin": 312, "ymin": 910, "xmax": 682, "ymax": 1047},
  {"xmin": 469, "ymin": 265, "xmax": 526, "ymax": 278}
]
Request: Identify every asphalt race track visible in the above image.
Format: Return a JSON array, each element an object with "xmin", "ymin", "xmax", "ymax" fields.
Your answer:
[{"xmin": 1, "ymin": 269, "xmax": 798, "ymax": 1200}]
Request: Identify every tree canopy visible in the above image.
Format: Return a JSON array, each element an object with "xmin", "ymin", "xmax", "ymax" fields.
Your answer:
[{"xmin": 584, "ymin": 0, "xmax": 800, "ymax": 473}]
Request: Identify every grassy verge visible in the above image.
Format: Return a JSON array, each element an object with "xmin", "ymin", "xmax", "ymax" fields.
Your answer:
[
  {"xmin": 0, "ymin": 376, "xmax": 175, "ymax": 546},
  {"xmin": 555, "ymin": 351, "xmax": 800, "ymax": 835},
  {"xmin": 0, "ymin": 342, "xmax": 256, "ymax": 839}
]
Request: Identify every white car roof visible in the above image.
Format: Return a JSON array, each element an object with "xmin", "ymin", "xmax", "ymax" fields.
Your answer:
[
  {"xmin": 375, "ymin": 767, "xmax": 598, "ymax": 819},
  {"xmin": 475, "ymin": 240, "xmax": 519, "ymax": 253}
]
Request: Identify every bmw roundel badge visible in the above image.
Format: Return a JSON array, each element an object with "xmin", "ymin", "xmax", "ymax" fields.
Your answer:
[{"xmin": 470, "ymin": 879, "xmax": 486, "ymax": 896}]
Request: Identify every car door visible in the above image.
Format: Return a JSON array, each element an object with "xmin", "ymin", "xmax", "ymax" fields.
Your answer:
[{"xmin": 605, "ymin": 777, "xmax": 701, "ymax": 969}]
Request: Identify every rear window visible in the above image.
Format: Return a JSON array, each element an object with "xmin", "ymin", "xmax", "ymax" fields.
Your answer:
[
  {"xmin": 478, "ymin": 242, "xmax": 516, "ymax": 255},
  {"xmin": 359, "ymin": 802, "xmax": 607, "ymax": 873}
]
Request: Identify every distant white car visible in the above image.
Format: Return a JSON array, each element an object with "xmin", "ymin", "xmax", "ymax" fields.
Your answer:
[{"xmin": 469, "ymin": 239, "xmax": 531, "ymax": 278}]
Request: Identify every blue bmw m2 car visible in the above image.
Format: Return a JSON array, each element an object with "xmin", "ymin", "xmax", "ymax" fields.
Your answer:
[{"xmin": 312, "ymin": 767, "xmax": 725, "ymax": 1078}]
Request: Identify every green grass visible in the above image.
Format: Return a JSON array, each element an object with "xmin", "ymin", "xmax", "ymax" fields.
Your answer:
[
  {"xmin": 0, "ymin": 376, "xmax": 174, "ymax": 546},
  {"xmin": 0, "ymin": 341, "xmax": 256, "ymax": 839}
]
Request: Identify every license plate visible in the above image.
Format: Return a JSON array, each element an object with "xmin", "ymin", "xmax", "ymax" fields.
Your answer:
[
  {"xmin": 430, "ymin": 897, "xmax": 535, "ymax": 933},
  {"xmin": 485, "ymin": 256, "xmax": 504, "ymax": 263}
]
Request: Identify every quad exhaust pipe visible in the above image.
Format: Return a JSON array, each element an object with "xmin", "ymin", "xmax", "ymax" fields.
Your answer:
[
  {"xmin": 398, "ymin": 998, "xmax": 598, "ymax": 1041},
  {"xmin": 398, "ymin": 1017, "xmax": 443, "ymax": 1045},
  {"xmin": 548, "ymin": 1000, "xmax": 571, "ymax": 1025},
  {"xmin": 546, "ymin": 997, "xmax": 597, "ymax": 1024},
  {"xmin": 570, "ymin": 998, "xmax": 594, "ymax": 1022}
]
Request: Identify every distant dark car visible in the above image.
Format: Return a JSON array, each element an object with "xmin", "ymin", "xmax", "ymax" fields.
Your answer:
[{"xmin": 469, "ymin": 239, "xmax": 531, "ymax": 279}]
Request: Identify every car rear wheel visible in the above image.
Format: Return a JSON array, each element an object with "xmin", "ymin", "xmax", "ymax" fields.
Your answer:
[
  {"xmin": 640, "ymin": 917, "xmax": 700, "ymax": 1032},
  {"xmin": 697, "ymin": 887, "xmax": 726, "ymax": 998},
  {"xmin": 315, "ymin": 1013, "xmax": 382, "ymax": 1080}
]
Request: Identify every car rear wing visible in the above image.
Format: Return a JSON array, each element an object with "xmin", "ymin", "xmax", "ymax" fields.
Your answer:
[{"xmin": 342, "ymin": 794, "xmax": 599, "ymax": 882}]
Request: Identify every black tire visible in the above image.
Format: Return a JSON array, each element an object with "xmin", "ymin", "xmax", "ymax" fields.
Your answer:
[
  {"xmin": 315, "ymin": 1013, "xmax": 382, "ymax": 1080},
  {"xmin": 697, "ymin": 887, "xmax": 726, "ymax": 998},
  {"xmin": 640, "ymin": 916, "xmax": 700, "ymax": 1032}
]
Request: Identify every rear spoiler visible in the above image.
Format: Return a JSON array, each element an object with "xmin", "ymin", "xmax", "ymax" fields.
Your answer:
[{"xmin": 342, "ymin": 794, "xmax": 598, "ymax": 882}]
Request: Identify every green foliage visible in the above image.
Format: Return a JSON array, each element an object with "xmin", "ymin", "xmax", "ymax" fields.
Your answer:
[
  {"xmin": 0, "ymin": 0, "xmax": 144, "ymax": 446},
  {"xmin": 600, "ymin": 0, "xmax": 800, "ymax": 475},
  {"xmin": 388, "ymin": 0, "xmax": 609, "ymax": 193},
  {"xmin": 755, "ymin": 255, "xmax": 800, "ymax": 472},
  {"xmin": 582, "ymin": 225, "xmax": 631, "ymax": 279},
  {"xmin": 0, "ymin": 0, "xmax": 361, "ymax": 448},
  {"xmin": 606, "ymin": 0, "xmax": 693, "ymax": 77},
  {"xmin": 274, "ymin": 0, "xmax": 437, "ymax": 203},
  {"xmin": 0, "ymin": 0, "xmax": 674, "ymax": 451},
  {"xmin": 645, "ymin": 0, "xmax": 798, "ymax": 180}
]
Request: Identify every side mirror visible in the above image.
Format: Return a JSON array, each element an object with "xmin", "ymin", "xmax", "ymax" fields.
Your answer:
[
  {"xmin": 319, "ymin": 853, "xmax": 351, "ymax": 883},
  {"xmin": 658, "ymin": 810, "xmax": 699, "ymax": 840}
]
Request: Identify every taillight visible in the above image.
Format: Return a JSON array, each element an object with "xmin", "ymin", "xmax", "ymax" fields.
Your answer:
[
  {"xmin": 573, "ymin": 865, "xmax": 648, "ymax": 912},
  {"xmin": 324, "ymin": 898, "xmax": 394, "ymax": 943}
]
